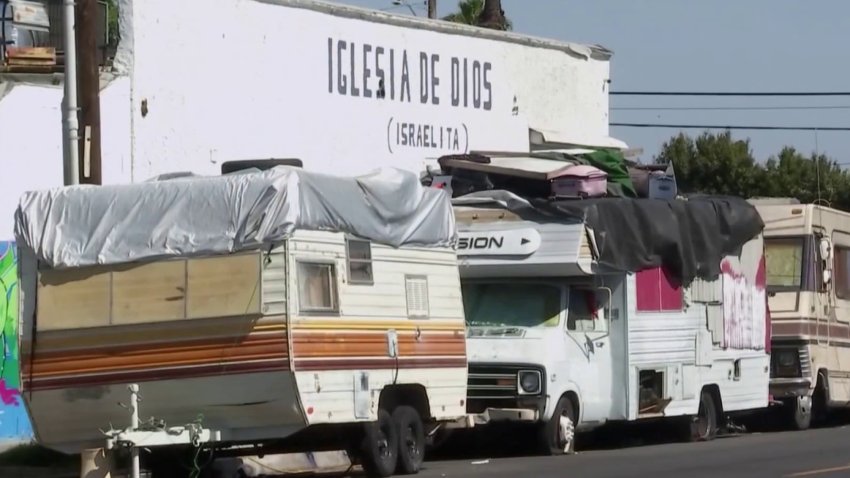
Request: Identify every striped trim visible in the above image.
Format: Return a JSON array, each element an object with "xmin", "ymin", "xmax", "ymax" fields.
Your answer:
[{"xmin": 295, "ymin": 357, "xmax": 467, "ymax": 371}]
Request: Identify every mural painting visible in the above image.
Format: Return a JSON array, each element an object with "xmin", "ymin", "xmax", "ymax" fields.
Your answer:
[{"xmin": 0, "ymin": 241, "xmax": 33, "ymax": 439}]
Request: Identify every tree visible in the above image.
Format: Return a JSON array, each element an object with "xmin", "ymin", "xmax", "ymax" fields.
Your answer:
[
  {"xmin": 443, "ymin": 0, "xmax": 512, "ymax": 30},
  {"xmin": 654, "ymin": 131, "xmax": 850, "ymax": 211},
  {"xmin": 655, "ymin": 131, "xmax": 764, "ymax": 198}
]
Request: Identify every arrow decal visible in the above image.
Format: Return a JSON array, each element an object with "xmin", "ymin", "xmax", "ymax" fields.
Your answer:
[{"xmin": 521, "ymin": 238, "xmax": 530, "ymax": 245}]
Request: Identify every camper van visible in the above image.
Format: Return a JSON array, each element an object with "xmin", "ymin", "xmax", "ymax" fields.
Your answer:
[
  {"xmin": 15, "ymin": 166, "xmax": 467, "ymax": 478},
  {"xmin": 752, "ymin": 200, "xmax": 850, "ymax": 430},
  {"xmin": 449, "ymin": 187, "xmax": 770, "ymax": 454}
]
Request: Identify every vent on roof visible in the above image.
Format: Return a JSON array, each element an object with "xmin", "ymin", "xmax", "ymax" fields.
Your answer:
[{"xmin": 405, "ymin": 275, "xmax": 430, "ymax": 319}]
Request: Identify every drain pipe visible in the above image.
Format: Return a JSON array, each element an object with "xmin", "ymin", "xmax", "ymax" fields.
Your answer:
[{"xmin": 62, "ymin": 0, "xmax": 80, "ymax": 186}]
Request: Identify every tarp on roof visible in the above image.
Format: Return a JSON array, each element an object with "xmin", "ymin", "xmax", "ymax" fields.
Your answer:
[
  {"xmin": 15, "ymin": 166, "xmax": 456, "ymax": 269},
  {"xmin": 452, "ymin": 190, "xmax": 764, "ymax": 286}
]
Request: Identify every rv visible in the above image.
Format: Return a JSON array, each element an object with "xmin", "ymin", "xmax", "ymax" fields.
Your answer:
[
  {"xmin": 450, "ymin": 189, "xmax": 770, "ymax": 454},
  {"xmin": 14, "ymin": 166, "xmax": 467, "ymax": 478},
  {"xmin": 752, "ymin": 200, "xmax": 850, "ymax": 430}
]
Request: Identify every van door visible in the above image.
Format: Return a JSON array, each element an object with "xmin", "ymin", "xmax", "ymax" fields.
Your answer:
[{"xmin": 565, "ymin": 287, "xmax": 614, "ymax": 423}]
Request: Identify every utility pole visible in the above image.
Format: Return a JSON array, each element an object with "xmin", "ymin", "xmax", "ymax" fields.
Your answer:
[
  {"xmin": 427, "ymin": 0, "xmax": 436, "ymax": 19},
  {"xmin": 76, "ymin": 0, "xmax": 102, "ymax": 185},
  {"xmin": 62, "ymin": 0, "xmax": 79, "ymax": 186}
]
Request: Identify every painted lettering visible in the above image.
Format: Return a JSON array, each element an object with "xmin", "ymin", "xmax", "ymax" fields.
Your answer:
[
  {"xmin": 363, "ymin": 44, "xmax": 372, "ymax": 98},
  {"xmin": 458, "ymin": 236, "xmax": 504, "ymax": 250},
  {"xmin": 326, "ymin": 38, "xmax": 494, "ymax": 111},
  {"xmin": 375, "ymin": 46, "xmax": 386, "ymax": 99}
]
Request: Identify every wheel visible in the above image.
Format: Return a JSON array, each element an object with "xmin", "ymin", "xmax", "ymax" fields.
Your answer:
[
  {"xmin": 537, "ymin": 395, "xmax": 577, "ymax": 455},
  {"xmin": 360, "ymin": 409, "xmax": 399, "ymax": 478},
  {"xmin": 685, "ymin": 389, "xmax": 718, "ymax": 442},
  {"xmin": 393, "ymin": 406, "xmax": 426, "ymax": 475},
  {"xmin": 784, "ymin": 395, "xmax": 812, "ymax": 431}
]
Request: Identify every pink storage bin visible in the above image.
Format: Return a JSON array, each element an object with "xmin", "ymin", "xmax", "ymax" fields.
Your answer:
[{"xmin": 551, "ymin": 165, "xmax": 608, "ymax": 199}]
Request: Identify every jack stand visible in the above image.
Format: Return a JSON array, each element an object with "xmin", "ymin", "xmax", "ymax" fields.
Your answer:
[{"xmin": 102, "ymin": 384, "xmax": 222, "ymax": 478}]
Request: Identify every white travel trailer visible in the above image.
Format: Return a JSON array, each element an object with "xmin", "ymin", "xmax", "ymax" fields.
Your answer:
[
  {"xmin": 14, "ymin": 166, "xmax": 467, "ymax": 478},
  {"xmin": 751, "ymin": 200, "xmax": 850, "ymax": 430},
  {"xmin": 451, "ymin": 190, "xmax": 770, "ymax": 454}
]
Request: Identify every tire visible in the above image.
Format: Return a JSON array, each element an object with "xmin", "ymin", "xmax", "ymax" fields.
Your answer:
[
  {"xmin": 537, "ymin": 395, "xmax": 577, "ymax": 455},
  {"xmin": 360, "ymin": 409, "xmax": 399, "ymax": 478},
  {"xmin": 393, "ymin": 406, "xmax": 426, "ymax": 475},
  {"xmin": 685, "ymin": 389, "xmax": 719, "ymax": 442},
  {"xmin": 785, "ymin": 396, "xmax": 812, "ymax": 431}
]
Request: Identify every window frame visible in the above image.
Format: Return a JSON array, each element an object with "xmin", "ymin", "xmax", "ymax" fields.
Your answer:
[
  {"xmin": 834, "ymin": 245, "xmax": 850, "ymax": 300},
  {"xmin": 635, "ymin": 266, "xmax": 683, "ymax": 313},
  {"xmin": 345, "ymin": 237, "xmax": 374, "ymax": 285},
  {"xmin": 566, "ymin": 287, "xmax": 608, "ymax": 334},
  {"xmin": 296, "ymin": 260, "xmax": 340, "ymax": 315},
  {"xmin": 764, "ymin": 235, "xmax": 808, "ymax": 293}
]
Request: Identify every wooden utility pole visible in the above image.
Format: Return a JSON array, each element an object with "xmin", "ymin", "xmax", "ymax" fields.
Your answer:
[
  {"xmin": 427, "ymin": 0, "xmax": 437, "ymax": 19},
  {"xmin": 75, "ymin": 0, "xmax": 102, "ymax": 185}
]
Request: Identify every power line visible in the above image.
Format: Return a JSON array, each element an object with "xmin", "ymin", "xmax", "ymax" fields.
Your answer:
[
  {"xmin": 612, "ymin": 105, "xmax": 850, "ymax": 111},
  {"xmin": 611, "ymin": 91, "xmax": 850, "ymax": 97},
  {"xmin": 611, "ymin": 123, "xmax": 850, "ymax": 131}
]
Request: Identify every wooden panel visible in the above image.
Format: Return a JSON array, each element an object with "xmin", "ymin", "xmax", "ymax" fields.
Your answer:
[
  {"xmin": 37, "ymin": 268, "xmax": 111, "ymax": 331},
  {"xmin": 187, "ymin": 253, "xmax": 262, "ymax": 319},
  {"xmin": 112, "ymin": 261, "xmax": 187, "ymax": 325}
]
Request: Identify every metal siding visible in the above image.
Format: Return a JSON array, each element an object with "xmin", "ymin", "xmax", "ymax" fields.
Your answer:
[{"xmin": 261, "ymin": 246, "xmax": 288, "ymax": 316}]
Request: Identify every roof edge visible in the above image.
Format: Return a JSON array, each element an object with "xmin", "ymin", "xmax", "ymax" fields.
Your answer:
[{"xmin": 254, "ymin": 0, "xmax": 613, "ymax": 61}]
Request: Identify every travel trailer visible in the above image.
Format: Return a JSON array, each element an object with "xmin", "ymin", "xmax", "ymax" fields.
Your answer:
[
  {"xmin": 14, "ymin": 166, "xmax": 467, "ymax": 478},
  {"xmin": 441, "ymin": 155, "xmax": 770, "ymax": 453},
  {"xmin": 751, "ymin": 200, "xmax": 850, "ymax": 430}
]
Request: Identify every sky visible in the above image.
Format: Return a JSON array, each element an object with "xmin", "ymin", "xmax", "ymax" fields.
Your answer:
[{"xmin": 332, "ymin": 0, "xmax": 850, "ymax": 164}]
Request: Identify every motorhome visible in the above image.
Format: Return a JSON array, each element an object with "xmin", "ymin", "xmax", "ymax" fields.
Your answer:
[
  {"xmin": 751, "ymin": 200, "xmax": 850, "ymax": 430},
  {"xmin": 444, "ymin": 160, "xmax": 770, "ymax": 454},
  {"xmin": 14, "ymin": 165, "xmax": 467, "ymax": 478}
]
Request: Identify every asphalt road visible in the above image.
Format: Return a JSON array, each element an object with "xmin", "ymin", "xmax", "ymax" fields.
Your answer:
[
  {"xmin": 310, "ymin": 424, "xmax": 850, "ymax": 478},
  {"xmin": 407, "ymin": 426, "xmax": 850, "ymax": 478}
]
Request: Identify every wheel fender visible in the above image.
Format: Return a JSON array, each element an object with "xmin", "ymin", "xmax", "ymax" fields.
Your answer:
[{"xmin": 544, "ymin": 382, "xmax": 582, "ymax": 423}]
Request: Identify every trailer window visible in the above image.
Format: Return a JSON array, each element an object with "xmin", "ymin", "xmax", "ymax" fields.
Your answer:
[
  {"xmin": 297, "ymin": 262, "xmax": 339, "ymax": 313},
  {"xmin": 346, "ymin": 238, "xmax": 373, "ymax": 284},
  {"xmin": 462, "ymin": 283, "xmax": 562, "ymax": 328},
  {"xmin": 835, "ymin": 246, "xmax": 850, "ymax": 300},
  {"xmin": 765, "ymin": 238, "xmax": 804, "ymax": 290}
]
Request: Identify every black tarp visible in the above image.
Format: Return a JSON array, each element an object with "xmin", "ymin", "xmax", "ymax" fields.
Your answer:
[{"xmin": 456, "ymin": 192, "xmax": 764, "ymax": 286}]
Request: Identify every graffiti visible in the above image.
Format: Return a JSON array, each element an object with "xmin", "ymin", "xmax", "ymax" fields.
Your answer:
[
  {"xmin": 721, "ymin": 257, "xmax": 768, "ymax": 351},
  {"xmin": 0, "ymin": 241, "xmax": 32, "ymax": 438}
]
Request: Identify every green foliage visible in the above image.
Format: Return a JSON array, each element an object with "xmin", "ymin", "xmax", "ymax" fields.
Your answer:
[
  {"xmin": 655, "ymin": 131, "xmax": 850, "ymax": 210},
  {"xmin": 106, "ymin": 0, "xmax": 119, "ymax": 47},
  {"xmin": 443, "ymin": 0, "xmax": 513, "ymax": 30}
]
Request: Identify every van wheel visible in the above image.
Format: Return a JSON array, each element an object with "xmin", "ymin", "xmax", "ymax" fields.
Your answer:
[
  {"xmin": 360, "ymin": 409, "xmax": 399, "ymax": 478},
  {"xmin": 538, "ymin": 395, "xmax": 577, "ymax": 455},
  {"xmin": 686, "ymin": 390, "xmax": 718, "ymax": 441},
  {"xmin": 393, "ymin": 406, "xmax": 425, "ymax": 475},
  {"xmin": 785, "ymin": 395, "xmax": 812, "ymax": 431}
]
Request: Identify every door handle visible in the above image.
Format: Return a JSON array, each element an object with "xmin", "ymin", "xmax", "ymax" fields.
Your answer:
[{"xmin": 595, "ymin": 341, "xmax": 605, "ymax": 348}]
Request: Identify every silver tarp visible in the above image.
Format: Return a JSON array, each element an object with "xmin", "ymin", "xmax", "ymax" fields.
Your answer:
[{"xmin": 15, "ymin": 167, "xmax": 456, "ymax": 269}]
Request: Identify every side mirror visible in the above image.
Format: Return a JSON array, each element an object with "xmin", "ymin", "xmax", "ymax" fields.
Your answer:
[
  {"xmin": 820, "ymin": 238, "xmax": 833, "ymax": 263},
  {"xmin": 820, "ymin": 237, "xmax": 833, "ymax": 288}
]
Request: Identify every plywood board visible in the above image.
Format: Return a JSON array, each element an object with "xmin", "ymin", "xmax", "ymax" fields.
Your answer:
[
  {"xmin": 187, "ymin": 253, "xmax": 262, "ymax": 319},
  {"xmin": 37, "ymin": 268, "xmax": 111, "ymax": 331},
  {"xmin": 111, "ymin": 261, "xmax": 187, "ymax": 325}
]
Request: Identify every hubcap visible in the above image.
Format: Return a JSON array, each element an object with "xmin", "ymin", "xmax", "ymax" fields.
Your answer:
[{"xmin": 697, "ymin": 402, "xmax": 709, "ymax": 437}]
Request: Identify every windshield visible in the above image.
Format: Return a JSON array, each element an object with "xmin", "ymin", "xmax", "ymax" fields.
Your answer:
[
  {"xmin": 765, "ymin": 237, "xmax": 805, "ymax": 290},
  {"xmin": 462, "ymin": 282, "xmax": 562, "ymax": 328}
]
